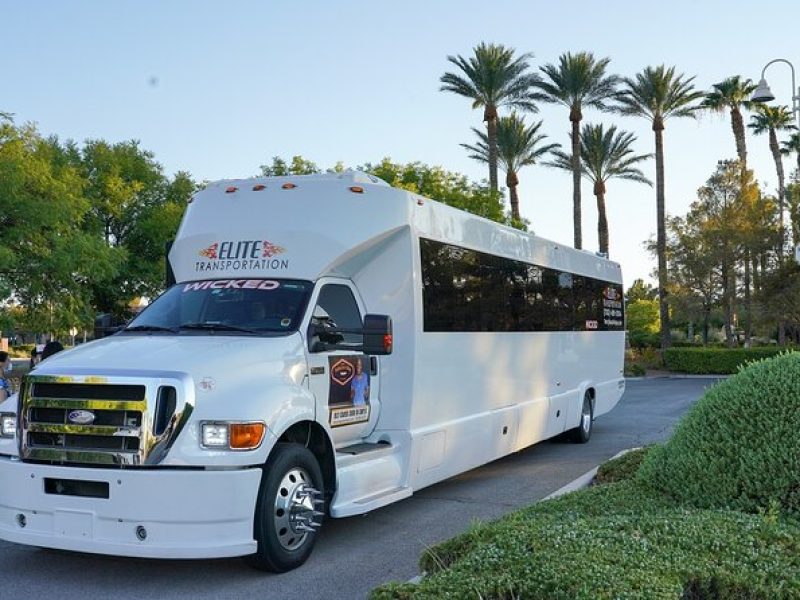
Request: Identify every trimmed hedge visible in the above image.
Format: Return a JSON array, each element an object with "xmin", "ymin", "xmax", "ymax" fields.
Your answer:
[
  {"xmin": 638, "ymin": 352, "xmax": 800, "ymax": 516},
  {"xmin": 370, "ymin": 481, "xmax": 800, "ymax": 599},
  {"xmin": 595, "ymin": 447, "xmax": 650, "ymax": 485},
  {"xmin": 663, "ymin": 347, "xmax": 787, "ymax": 374}
]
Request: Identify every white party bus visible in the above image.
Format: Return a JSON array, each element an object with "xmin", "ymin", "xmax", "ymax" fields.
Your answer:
[{"xmin": 0, "ymin": 171, "xmax": 625, "ymax": 571}]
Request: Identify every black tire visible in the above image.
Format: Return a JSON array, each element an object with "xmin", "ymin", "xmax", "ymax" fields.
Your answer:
[
  {"xmin": 568, "ymin": 392, "xmax": 593, "ymax": 444},
  {"xmin": 246, "ymin": 443, "xmax": 325, "ymax": 572}
]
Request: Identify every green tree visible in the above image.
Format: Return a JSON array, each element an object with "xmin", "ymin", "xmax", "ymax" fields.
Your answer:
[
  {"xmin": 615, "ymin": 65, "xmax": 704, "ymax": 349},
  {"xmin": 533, "ymin": 52, "xmax": 620, "ymax": 250},
  {"xmin": 546, "ymin": 123, "xmax": 651, "ymax": 256},
  {"xmin": 440, "ymin": 42, "xmax": 539, "ymax": 193},
  {"xmin": 362, "ymin": 158, "xmax": 510, "ymax": 226},
  {"xmin": 626, "ymin": 299, "xmax": 660, "ymax": 346},
  {"xmin": 626, "ymin": 278, "xmax": 657, "ymax": 302},
  {"xmin": 460, "ymin": 112, "xmax": 559, "ymax": 223},
  {"xmin": 749, "ymin": 104, "xmax": 796, "ymax": 252},
  {"xmin": 0, "ymin": 122, "xmax": 119, "ymax": 337},
  {"xmin": 260, "ymin": 155, "xmax": 320, "ymax": 177},
  {"xmin": 702, "ymin": 76, "xmax": 757, "ymax": 168}
]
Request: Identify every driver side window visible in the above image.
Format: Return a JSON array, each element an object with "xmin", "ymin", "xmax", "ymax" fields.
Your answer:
[{"xmin": 311, "ymin": 284, "xmax": 363, "ymax": 346}]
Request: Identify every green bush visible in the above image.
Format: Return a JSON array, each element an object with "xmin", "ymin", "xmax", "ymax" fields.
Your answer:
[
  {"xmin": 663, "ymin": 347, "xmax": 786, "ymax": 374},
  {"xmin": 370, "ymin": 481, "xmax": 800, "ymax": 599},
  {"xmin": 638, "ymin": 352, "xmax": 800, "ymax": 516},
  {"xmin": 595, "ymin": 447, "xmax": 651, "ymax": 485}
]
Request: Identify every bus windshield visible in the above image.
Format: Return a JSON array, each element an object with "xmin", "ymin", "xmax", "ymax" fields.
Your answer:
[{"xmin": 124, "ymin": 278, "xmax": 313, "ymax": 335}]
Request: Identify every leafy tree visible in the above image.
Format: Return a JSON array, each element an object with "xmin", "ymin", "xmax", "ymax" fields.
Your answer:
[
  {"xmin": 626, "ymin": 299, "xmax": 660, "ymax": 347},
  {"xmin": 361, "ymin": 158, "xmax": 511, "ymax": 226},
  {"xmin": 440, "ymin": 43, "xmax": 539, "ymax": 193},
  {"xmin": 702, "ymin": 76, "xmax": 757, "ymax": 168},
  {"xmin": 260, "ymin": 155, "xmax": 320, "ymax": 177},
  {"xmin": 749, "ymin": 104, "xmax": 796, "ymax": 253},
  {"xmin": 534, "ymin": 52, "xmax": 620, "ymax": 250},
  {"xmin": 626, "ymin": 278, "xmax": 657, "ymax": 302},
  {"xmin": 0, "ymin": 122, "xmax": 119, "ymax": 337},
  {"xmin": 546, "ymin": 123, "xmax": 651, "ymax": 256},
  {"xmin": 615, "ymin": 65, "xmax": 705, "ymax": 349},
  {"xmin": 460, "ymin": 112, "xmax": 559, "ymax": 223}
]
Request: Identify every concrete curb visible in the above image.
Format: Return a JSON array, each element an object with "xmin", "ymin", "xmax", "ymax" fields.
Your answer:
[
  {"xmin": 407, "ymin": 447, "xmax": 641, "ymax": 584},
  {"xmin": 626, "ymin": 375, "xmax": 729, "ymax": 381}
]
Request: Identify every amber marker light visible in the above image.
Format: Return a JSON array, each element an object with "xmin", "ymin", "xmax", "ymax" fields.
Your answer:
[
  {"xmin": 229, "ymin": 423, "xmax": 266, "ymax": 449},
  {"xmin": 281, "ymin": 182, "xmax": 297, "ymax": 190},
  {"xmin": 349, "ymin": 186, "xmax": 364, "ymax": 194},
  {"xmin": 225, "ymin": 186, "xmax": 238, "ymax": 193},
  {"xmin": 252, "ymin": 184, "xmax": 266, "ymax": 191}
]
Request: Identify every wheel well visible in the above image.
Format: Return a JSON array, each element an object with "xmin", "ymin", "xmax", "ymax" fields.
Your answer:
[{"xmin": 276, "ymin": 421, "xmax": 336, "ymax": 504}]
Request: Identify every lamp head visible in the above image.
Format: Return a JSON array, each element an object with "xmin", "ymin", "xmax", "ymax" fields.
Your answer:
[{"xmin": 751, "ymin": 77, "xmax": 775, "ymax": 103}]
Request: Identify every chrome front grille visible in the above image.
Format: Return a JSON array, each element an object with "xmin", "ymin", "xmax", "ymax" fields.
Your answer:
[{"xmin": 19, "ymin": 375, "xmax": 193, "ymax": 467}]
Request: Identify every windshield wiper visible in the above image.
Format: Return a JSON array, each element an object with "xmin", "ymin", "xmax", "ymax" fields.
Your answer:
[
  {"xmin": 178, "ymin": 322, "xmax": 259, "ymax": 334},
  {"xmin": 124, "ymin": 324, "xmax": 178, "ymax": 333}
]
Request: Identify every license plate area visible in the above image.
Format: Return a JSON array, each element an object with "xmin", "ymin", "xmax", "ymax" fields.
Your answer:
[{"xmin": 44, "ymin": 478, "xmax": 110, "ymax": 499}]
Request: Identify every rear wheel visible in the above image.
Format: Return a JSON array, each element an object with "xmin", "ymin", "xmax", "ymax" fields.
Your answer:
[
  {"xmin": 569, "ymin": 392, "xmax": 593, "ymax": 444},
  {"xmin": 246, "ymin": 443, "xmax": 325, "ymax": 572}
]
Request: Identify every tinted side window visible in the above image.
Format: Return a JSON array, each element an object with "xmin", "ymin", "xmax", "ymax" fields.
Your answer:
[{"xmin": 313, "ymin": 284, "xmax": 363, "ymax": 344}]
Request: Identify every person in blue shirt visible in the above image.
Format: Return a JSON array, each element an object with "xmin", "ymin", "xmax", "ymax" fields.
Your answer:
[
  {"xmin": 349, "ymin": 358, "xmax": 370, "ymax": 406},
  {"xmin": 0, "ymin": 351, "xmax": 10, "ymax": 402}
]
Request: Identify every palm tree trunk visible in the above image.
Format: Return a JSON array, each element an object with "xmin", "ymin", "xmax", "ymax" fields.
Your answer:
[
  {"xmin": 654, "ymin": 120, "xmax": 670, "ymax": 350},
  {"xmin": 769, "ymin": 127, "xmax": 786, "ymax": 258},
  {"xmin": 485, "ymin": 106, "xmax": 499, "ymax": 193},
  {"xmin": 570, "ymin": 107, "xmax": 582, "ymax": 249},
  {"xmin": 507, "ymin": 170, "xmax": 521, "ymax": 222},
  {"xmin": 594, "ymin": 180, "xmax": 609, "ymax": 255},
  {"xmin": 731, "ymin": 107, "xmax": 747, "ymax": 169},
  {"xmin": 744, "ymin": 250, "xmax": 751, "ymax": 347}
]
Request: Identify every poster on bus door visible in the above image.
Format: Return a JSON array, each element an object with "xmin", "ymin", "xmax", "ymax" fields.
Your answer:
[{"xmin": 328, "ymin": 355, "xmax": 370, "ymax": 427}]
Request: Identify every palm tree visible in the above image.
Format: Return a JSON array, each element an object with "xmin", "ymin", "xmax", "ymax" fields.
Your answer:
[
  {"xmin": 749, "ymin": 105, "xmax": 796, "ymax": 246},
  {"xmin": 546, "ymin": 124, "xmax": 651, "ymax": 255},
  {"xmin": 702, "ymin": 76, "xmax": 757, "ymax": 168},
  {"xmin": 461, "ymin": 113, "xmax": 560, "ymax": 223},
  {"xmin": 440, "ymin": 43, "xmax": 540, "ymax": 193},
  {"xmin": 615, "ymin": 65, "xmax": 704, "ymax": 349},
  {"xmin": 533, "ymin": 52, "xmax": 620, "ymax": 250},
  {"xmin": 781, "ymin": 132, "xmax": 800, "ymax": 173}
]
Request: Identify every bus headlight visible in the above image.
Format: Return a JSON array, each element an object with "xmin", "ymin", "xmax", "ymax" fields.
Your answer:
[
  {"xmin": 200, "ymin": 421, "xmax": 265, "ymax": 450},
  {"xmin": 1, "ymin": 413, "xmax": 17, "ymax": 438}
]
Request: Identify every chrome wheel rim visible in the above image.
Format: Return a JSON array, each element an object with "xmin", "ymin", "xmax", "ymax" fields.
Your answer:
[
  {"xmin": 581, "ymin": 402, "xmax": 591, "ymax": 433},
  {"xmin": 273, "ymin": 467, "xmax": 322, "ymax": 551}
]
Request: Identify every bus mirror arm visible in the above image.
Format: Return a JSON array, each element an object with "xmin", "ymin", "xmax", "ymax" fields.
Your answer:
[{"xmin": 307, "ymin": 314, "xmax": 393, "ymax": 355}]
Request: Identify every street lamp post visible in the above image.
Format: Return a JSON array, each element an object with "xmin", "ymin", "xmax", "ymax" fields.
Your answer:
[{"xmin": 752, "ymin": 58, "xmax": 800, "ymax": 128}]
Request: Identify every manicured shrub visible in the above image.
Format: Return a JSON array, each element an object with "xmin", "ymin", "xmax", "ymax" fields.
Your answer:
[
  {"xmin": 638, "ymin": 352, "xmax": 800, "ymax": 515},
  {"xmin": 371, "ymin": 481, "xmax": 800, "ymax": 599},
  {"xmin": 663, "ymin": 347, "xmax": 786, "ymax": 374},
  {"xmin": 595, "ymin": 447, "xmax": 650, "ymax": 485}
]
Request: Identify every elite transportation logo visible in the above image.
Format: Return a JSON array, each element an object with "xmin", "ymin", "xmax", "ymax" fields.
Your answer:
[{"xmin": 195, "ymin": 239, "xmax": 288, "ymax": 273}]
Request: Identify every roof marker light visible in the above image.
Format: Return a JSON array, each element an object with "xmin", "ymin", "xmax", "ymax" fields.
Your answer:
[
  {"xmin": 252, "ymin": 184, "xmax": 266, "ymax": 191},
  {"xmin": 282, "ymin": 183, "xmax": 297, "ymax": 190},
  {"xmin": 349, "ymin": 186, "xmax": 364, "ymax": 194},
  {"xmin": 225, "ymin": 186, "xmax": 238, "ymax": 194},
  {"xmin": 187, "ymin": 196, "xmax": 195, "ymax": 204},
  {"xmin": 416, "ymin": 199, "xmax": 425, "ymax": 206}
]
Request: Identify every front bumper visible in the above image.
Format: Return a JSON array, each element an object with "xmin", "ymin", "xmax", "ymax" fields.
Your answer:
[{"xmin": 0, "ymin": 456, "xmax": 262, "ymax": 559}]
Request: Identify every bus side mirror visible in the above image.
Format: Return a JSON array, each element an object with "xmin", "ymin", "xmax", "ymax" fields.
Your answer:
[{"xmin": 363, "ymin": 314, "xmax": 393, "ymax": 355}]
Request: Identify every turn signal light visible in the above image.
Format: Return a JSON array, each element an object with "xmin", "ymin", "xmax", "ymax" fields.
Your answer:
[
  {"xmin": 282, "ymin": 183, "xmax": 297, "ymax": 190},
  {"xmin": 349, "ymin": 186, "xmax": 364, "ymax": 194},
  {"xmin": 383, "ymin": 334, "xmax": 393, "ymax": 353},
  {"xmin": 252, "ymin": 184, "xmax": 266, "ymax": 191},
  {"xmin": 225, "ymin": 186, "xmax": 238, "ymax": 193},
  {"xmin": 229, "ymin": 423, "xmax": 266, "ymax": 449}
]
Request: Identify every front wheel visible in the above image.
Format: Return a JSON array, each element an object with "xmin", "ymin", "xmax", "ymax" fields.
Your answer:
[
  {"xmin": 568, "ymin": 392, "xmax": 593, "ymax": 444},
  {"xmin": 246, "ymin": 443, "xmax": 325, "ymax": 572}
]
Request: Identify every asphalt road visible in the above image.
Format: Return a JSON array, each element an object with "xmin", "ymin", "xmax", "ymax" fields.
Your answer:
[{"xmin": 0, "ymin": 377, "xmax": 721, "ymax": 600}]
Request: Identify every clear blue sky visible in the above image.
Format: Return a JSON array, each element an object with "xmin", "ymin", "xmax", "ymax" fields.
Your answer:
[{"xmin": 3, "ymin": 0, "xmax": 799, "ymax": 285}]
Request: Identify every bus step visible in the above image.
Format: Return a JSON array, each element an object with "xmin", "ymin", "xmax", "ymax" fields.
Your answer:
[{"xmin": 336, "ymin": 441, "xmax": 392, "ymax": 456}]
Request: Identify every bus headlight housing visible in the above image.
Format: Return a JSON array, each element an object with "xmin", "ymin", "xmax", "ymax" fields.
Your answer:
[
  {"xmin": 200, "ymin": 421, "xmax": 265, "ymax": 450},
  {"xmin": 1, "ymin": 413, "xmax": 17, "ymax": 438}
]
